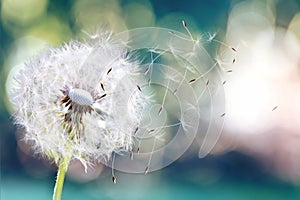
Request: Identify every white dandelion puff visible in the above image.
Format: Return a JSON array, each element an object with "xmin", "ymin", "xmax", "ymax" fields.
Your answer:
[{"xmin": 9, "ymin": 31, "xmax": 149, "ymax": 169}]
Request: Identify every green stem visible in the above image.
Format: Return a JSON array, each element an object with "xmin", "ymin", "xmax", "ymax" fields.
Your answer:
[{"xmin": 52, "ymin": 159, "xmax": 69, "ymax": 200}]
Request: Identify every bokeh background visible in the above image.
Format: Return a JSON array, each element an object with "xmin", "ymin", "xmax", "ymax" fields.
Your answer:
[{"xmin": 2, "ymin": 0, "xmax": 300, "ymax": 199}]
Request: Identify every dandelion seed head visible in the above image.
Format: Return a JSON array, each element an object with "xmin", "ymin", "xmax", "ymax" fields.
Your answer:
[{"xmin": 9, "ymin": 31, "xmax": 149, "ymax": 168}]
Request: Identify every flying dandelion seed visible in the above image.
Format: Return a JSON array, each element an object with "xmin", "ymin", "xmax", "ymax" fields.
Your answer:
[{"xmin": 272, "ymin": 106, "xmax": 278, "ymax": 111}]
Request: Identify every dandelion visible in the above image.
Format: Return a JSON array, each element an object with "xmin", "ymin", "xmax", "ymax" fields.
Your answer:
[{"xmin": 9, "ymin": 31, "xmax": 148, "ymax": 200}]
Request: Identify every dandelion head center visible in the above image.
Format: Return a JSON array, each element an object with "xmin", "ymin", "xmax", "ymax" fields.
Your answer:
[
  {"xmin": 59, "ymin": 86, "xmax": 96, "ymax": 125},
  {"xmin": 69, "ymin": 88, "xmax": 94, "ymax": 106}
]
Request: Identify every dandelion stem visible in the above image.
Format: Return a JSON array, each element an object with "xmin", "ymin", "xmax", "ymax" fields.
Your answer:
[{"xmin": 52, "ymin": 159, "xmax": 69, "ymax": 200}]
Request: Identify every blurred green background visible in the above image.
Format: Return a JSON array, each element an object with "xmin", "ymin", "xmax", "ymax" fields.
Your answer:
[{"xmin": 2, "ymin": 0, "xmax": 300, "ymax": 199}]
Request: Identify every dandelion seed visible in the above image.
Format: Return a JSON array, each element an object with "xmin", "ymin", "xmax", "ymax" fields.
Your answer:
[
  {"xmin": 222, "ymin": 80, "xmax": 226, "ymax": 85},
  {"xmin": 189, "ymin": 78, "xmax": 196, "ymax": 84},
  {"xmin": 158, "ymin": 106, "xmax": 163, "ymax": 115},
  {"xmin": 137, "ymin": 85, "xmax": 142, "ymax": 92},
  {"xmin": 206, "ymin": 80, "xmax": 210, "ymax": 86},
  {"xmin": 107, "ymin": 67, "xmax": 112, "ymax": 75},
  {"xmin": 233, "ymin": 58, "xmax": 236, "ymax": 64},
  {"xmin": 148, "ymin": 129, "xmax": 155, "ymax": 133},
  {"xmin": 98, "ymin": 93, "xmax": 107, "ymax": 100},
  {"xmin": 272, "ymin": 106, "xmax": 278, "ymax": 111},
  {"xmin": 100, "ymin": 82, "xmax": 105, "ymax": 91},
  {"xmin": 134, "ymin": 127, "xmax": 139, "ymax": 134},
  {"xmin": 182, "ymin": 20, "xmax": 194, "ymax": 41},
  {"xmin": 209, "ymin": 37, "xmax": 236, "ymax": 51},
  {"xmin": 227, "ymin": 69, "xmax": 233, "ymax": 73},
  {"xmin": 112, "ymin": 176, "xmax": 117, "ymax": 184},
  {"xmin": 182, "ymin": 20, "xmax": 187, "ymax": 28},
  {"xmin": 144, "ymin": 166, "xmax": 149, "ymax": 175},
  {"xmin": 144, "ymin": 65, "xmax": 151, "ymax": 75},
  {"xmin": 220, "ymin": 113, "xmax": 226, "ymax": 117}
]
